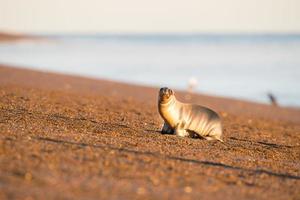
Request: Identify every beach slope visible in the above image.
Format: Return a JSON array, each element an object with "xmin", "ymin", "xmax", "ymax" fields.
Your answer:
[{"xmin": 0, "ymin": 65, "xmax": 299, "ymax": 199}]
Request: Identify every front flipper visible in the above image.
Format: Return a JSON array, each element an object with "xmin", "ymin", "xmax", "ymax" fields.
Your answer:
[{"xmin": 161, "ymin": 123, "xmax": 174, "ymax": 134}]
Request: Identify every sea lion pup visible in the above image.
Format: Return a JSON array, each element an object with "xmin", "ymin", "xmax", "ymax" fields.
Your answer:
[{"xmin": 158, "ymin": 87, "xmax": 223, "ymax": 141}]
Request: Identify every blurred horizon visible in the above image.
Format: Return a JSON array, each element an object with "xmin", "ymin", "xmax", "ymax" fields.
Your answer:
[
  {"xmin": 1, "ymin": 0, "xmax": 300, "ymax": 33},
  {"xmin": 2, "ymin": 30, "xmax": 300, "ymax": 38},
  {"xmin": 31, "ymin": 32, "xmax": 300, "ymax": 36},
  {"xmin": 1, "ymin": 29, "xmax": 300, "ymax": 35}
]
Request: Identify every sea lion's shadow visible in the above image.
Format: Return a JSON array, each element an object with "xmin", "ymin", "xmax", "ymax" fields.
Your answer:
[
  {"xmin": 144, "ymin": 129, "xmax": 204, "ymax": 140},
  {"xmin": 229, "ymin": 137, "xmax": 293, "ymax": 148}
]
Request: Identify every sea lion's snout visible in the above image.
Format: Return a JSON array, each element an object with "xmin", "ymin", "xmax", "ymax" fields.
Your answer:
[{"xmin": 159, "ymin": 87, "xmax": 174, "ymax": 102}]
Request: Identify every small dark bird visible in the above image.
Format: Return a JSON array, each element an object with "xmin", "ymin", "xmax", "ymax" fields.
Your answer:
[{"xmin": 268, "ymin": 93, "xmax": 278, "ymax": 106}]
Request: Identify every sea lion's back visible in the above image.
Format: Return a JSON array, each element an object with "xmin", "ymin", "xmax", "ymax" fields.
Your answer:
[
  {"xmin": 188, "ymin": 104, "xmax": 222, "ymax": 137},
  {"xmin": 191, "ymin": 104, "xmax": 220, "ymax": 121}
]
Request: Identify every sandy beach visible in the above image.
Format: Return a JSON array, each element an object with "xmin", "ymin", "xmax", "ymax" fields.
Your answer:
[{"xmin": 0, "ymin": 64, "xmax": 299, "ymax": 199}]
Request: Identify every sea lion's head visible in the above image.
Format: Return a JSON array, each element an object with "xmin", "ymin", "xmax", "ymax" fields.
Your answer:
[{"xmin": 158, "ymin": 87, "xmax": 174, "ymax": 104}]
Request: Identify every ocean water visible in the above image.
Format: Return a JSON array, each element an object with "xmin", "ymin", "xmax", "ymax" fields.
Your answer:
[{"xmin": 0, "ymin": 34, "xmax": 299, "ymax": 107}]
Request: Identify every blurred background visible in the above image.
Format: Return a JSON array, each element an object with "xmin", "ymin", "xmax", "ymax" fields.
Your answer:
[{"xmin": 0, "ymin": 0, "xmax": 299, "ymax": 106}]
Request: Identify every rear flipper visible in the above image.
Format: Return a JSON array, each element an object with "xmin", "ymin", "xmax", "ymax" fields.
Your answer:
[
  {"xmin": 204, "ymin": 135, "xmax": 224, "ymax": 142},
  {"xmin": 205, "ymin": 125, "xmax": 223, "ymax": 142}
]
